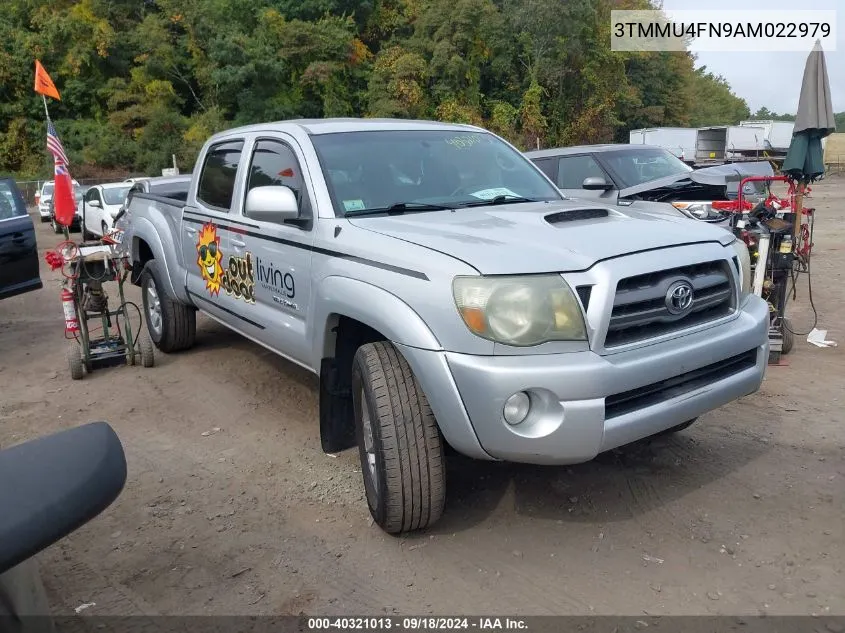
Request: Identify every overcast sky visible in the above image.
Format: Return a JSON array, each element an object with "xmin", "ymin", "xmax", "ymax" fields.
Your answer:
[{"xmin": 660, "ymin": 0, "xmax": 842, "ymax": 115}]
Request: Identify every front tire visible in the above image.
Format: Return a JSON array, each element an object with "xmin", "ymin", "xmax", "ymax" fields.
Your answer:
[
  {"xmin": 139, "ymin": 259, "xmax": 196, "ymax": 353},
  {"xmin": 781, "ymin": 318, "xmax": 795, "ymax": 355},
  {"xmin": 139, "ymin": 332, "xmax": 155, "ymax": 367},
  {"xmin": 67, "ymin": 343, "xmax": 84, "ymax": 380},
  {"xmin": 351, "ymin": 341, "xmax": 445, "ymax": 534}
]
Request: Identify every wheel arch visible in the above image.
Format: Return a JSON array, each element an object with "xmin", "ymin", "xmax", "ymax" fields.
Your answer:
[
  {"xmin": 129, "ymin": 217, "xmax": 188, "ymax": 303},
  {"xmin": 313, "ymin": 277, "xmax": 442, "ymax": 454}
]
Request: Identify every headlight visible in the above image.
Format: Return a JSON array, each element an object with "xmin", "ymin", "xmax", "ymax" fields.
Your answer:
[
  {"xmin": 672, "ymin": 201, "xmax": 727, "ymax": 222},
  {"xmin": 452, "ymin": 275, "xmax": 587, "ymax": 346},
  {"xmin": 731, "ymin": 239, "xmax": 752, "ymax": 296}
]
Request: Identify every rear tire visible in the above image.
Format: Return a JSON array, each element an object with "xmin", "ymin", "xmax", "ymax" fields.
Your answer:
[
  {"xmin": 351, "ymin": 341, "xmax": 445, "ymax": 534},
  {"xmin": 67, "ymin": 343, "xmax": 84, "ymax": 380},
  {"xmin": 140, "ymin": 259, "xmax": 196, "ymax": 353}
]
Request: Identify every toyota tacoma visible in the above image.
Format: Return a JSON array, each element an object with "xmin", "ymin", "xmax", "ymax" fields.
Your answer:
[{"xmin": 116, "ymin": 119, "xmax": 769, "ymax": 533}]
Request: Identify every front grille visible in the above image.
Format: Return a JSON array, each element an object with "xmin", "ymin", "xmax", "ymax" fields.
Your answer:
[
  {"xmin": 605, "ymin": 349, "xmax": 758, "ymax": 419},
  {"xmin": 605, "ymin": 260, "xmax": 735, "ymax": 347}
]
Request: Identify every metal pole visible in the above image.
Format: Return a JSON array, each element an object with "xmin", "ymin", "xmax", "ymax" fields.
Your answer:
[{"xmin": 792, "ymin": 181, "xmax": 805, "ymax": 242}]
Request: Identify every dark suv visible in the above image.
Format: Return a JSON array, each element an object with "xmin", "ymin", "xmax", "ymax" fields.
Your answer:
[{"xmin": 0, "ymin": 177, "xmax": 42, "ymax": 300}]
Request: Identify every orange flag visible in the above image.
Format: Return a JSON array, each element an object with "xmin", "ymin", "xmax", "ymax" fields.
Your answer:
[{"xmin": 34, "ymin": 60, "xmax": 61, "ymax": 100}]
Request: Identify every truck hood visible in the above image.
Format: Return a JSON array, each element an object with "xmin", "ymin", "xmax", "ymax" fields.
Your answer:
[
  {"xmin": 348, "ymin": 201, "xmax": 734, "ymax": 274},
  {"xmin": 619, "ymin": 161, "xmax": 775, "ymax": 199}
]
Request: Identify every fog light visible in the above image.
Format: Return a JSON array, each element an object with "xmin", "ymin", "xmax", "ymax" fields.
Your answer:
[{"xmin": 503, "ymin": 392, "xmax": 530, "ymax": 425}]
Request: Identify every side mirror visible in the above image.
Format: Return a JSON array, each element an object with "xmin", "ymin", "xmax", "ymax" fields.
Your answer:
[
  {"xmin": 582, "ymin": 176, "xmax": 612, "ymax": 191},
  {"xmin": 88, "ymin": 199, "xmax": 101, "ymax": 208},
  {"xmin": 244, "ymin": 185, "xmax": 299, "ymax": 223}
]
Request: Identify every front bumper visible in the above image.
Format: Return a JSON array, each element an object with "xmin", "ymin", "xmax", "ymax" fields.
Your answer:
[
  {"xmin": 38, "ymin": 206, "xmax": 51, "ymax": 218},
  {"xmin": 402, "ymin": 295, "xmax": 769, "ymax": 465}
]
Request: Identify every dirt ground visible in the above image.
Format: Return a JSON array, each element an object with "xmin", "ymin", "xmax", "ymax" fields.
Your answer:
[{"xmin": 1, "ymin": 179, "xmax": 843, "ymax": 618}]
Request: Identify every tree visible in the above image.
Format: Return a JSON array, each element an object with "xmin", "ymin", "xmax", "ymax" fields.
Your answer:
[
  {"xmin": 686, "ymin": 67, "xmax": 750, "ymax": 127},
  {"xmin": 751, "ymin": 107, "xmax": 795, "ymax": 121},
  {"xmin": 0, "ymin": 0, "xmax": 765, "ymax": 178}
]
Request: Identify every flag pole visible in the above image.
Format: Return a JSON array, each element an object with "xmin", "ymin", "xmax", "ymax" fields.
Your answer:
[{"xmin": 40, "ymin": 93, "xmax": 68, "ymax": 239}]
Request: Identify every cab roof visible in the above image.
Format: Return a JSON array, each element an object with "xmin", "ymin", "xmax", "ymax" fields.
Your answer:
[
  {"xmin": 525, "ymin": 144, "xmax": 666, "ymax": 158},
  {"xmin": 212, "ymin": 117, "xmax": 484, "ymax": 138}
]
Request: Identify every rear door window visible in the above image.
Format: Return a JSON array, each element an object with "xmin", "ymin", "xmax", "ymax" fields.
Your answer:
[
  {"xmin": 0, "ymin": 180, "xmax": 25, "ymax": 220},
  {"xmin": 531, "ymin": 157, "xmax": 558, "ymax": 181},
  {"xmin": 556, "ymin": 155, "xmax": 609, "ymax": 189},
  {"xmin": 197, "ymin": 141, "xmax": 244, "ymax": 211}
]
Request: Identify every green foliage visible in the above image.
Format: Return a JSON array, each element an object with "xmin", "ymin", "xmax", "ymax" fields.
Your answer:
[
  {"xmin": 751, "ymin": 107, "xmax": 795, "ymax": 121},
  {"xmin": 686, "ymin": 67, "xmax": 750, "ymax": 127},
  {"xmin": 3, "ymin": 0, "xmax": 842, "ymax": 178}
]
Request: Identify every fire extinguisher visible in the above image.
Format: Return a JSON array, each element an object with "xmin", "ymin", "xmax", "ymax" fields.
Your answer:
[{"xmin": 62, "ymin": 286, "xmax": 80, "ymax": 334}]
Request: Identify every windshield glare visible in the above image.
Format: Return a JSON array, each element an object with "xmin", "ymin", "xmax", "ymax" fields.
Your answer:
[
  {"xmin": 603, "ymin": 148, "xmax": 693, "ymax": 188},
  {"xmin": 312, "ymin": 130, "xmax": 561, "ymax": 215},
  {"xmin": 42, "ymin": 184, "xmax": 54, "ymax": 196},
  {"xmin": 103, "ymin": 186, "xmax": 131, "ymax": 205}
]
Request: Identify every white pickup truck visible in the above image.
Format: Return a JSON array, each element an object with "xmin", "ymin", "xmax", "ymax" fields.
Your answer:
[{"xmin": 117, "ymin": 118, "xmax": 769, "ymax": 533}]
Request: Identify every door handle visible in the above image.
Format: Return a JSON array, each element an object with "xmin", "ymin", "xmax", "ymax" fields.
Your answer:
[
  {"xmin": 231, "ymin": 238, "xmax": 246, "ymax": 248},
  {"xmin": 185, "ymin": 226, "xmax": 197, "ymax": 235}
]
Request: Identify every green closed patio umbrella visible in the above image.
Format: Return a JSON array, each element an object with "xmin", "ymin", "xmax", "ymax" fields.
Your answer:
[{"xmin": 782, "ymin": 40, "xmax": 836, "ymax": 236}]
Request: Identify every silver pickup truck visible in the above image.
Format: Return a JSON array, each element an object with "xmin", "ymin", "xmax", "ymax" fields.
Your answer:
[{"xmin": 118, "ymin": 118, "xmax": 769, "ymax": 533}]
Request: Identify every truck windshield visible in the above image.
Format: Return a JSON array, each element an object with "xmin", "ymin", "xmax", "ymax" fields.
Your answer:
[
  {"xmin": 311, "ymin": 130, "xmax": 562, "ymax": 216},
  {"xmin": 602, "ymin": 148, "xmax": 693, "ymax": 188}
]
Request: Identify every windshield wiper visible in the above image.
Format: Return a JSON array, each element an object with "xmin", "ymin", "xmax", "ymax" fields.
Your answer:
[
  {"xmin": 458, "ymin": 195, "xmax": 537, "ymax": 207},
  {"xmin": 345, "ymin": 202, "xmax": 452, "ymax": 217}
]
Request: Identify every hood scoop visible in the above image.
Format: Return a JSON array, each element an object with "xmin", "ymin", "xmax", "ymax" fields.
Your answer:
[{"xmin": 545, "ymin": 208, "xmax": 610, "ymax": 225}]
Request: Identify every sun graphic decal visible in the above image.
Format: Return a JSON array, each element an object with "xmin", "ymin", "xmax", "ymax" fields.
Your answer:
[{"xmin": 196, "ymin": 222, "xmax": 223, "ymax": 296}]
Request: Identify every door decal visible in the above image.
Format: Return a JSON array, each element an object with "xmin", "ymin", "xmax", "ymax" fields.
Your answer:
[
  {"xmin": 196, "ymin": 222, "xmax": 224, "ymax": 296},
  {"xmin": 221, "ymin": 251, "xmax": 255, "ymax": 304}
]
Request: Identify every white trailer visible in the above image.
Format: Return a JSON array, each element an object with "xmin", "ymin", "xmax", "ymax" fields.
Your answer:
[
  {"xmin": 725, "ymin": 126, "xmax": 766, "ymax": 156},
  {"xmin": 740, "ymin": 120, "xmax": 795, "ymax": 152},
  {"xmin": 694, "ymin": 126, "xmax": 766, "ymax": 163},
  {"xmin": 629, "ymin": 127, "xmax": 698, "ymax": 163}
]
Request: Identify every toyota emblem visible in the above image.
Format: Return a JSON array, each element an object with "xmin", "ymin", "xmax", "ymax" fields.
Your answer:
[{"xmin": 665, "ymin": 280, "xmax": 694, "ymax": 315}]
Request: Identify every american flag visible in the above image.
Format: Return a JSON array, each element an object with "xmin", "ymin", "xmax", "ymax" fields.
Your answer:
[{"xmin": 46, "ymin": 118, "xmax": 69, "ymax": 166}]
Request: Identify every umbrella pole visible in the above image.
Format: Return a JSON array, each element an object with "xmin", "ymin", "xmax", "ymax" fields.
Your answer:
[{"xmin": 791, "ymin": 180, "xmax": 805, "ymax": 248}]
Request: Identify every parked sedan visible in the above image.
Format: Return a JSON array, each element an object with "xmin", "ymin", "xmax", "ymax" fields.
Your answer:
[
  {"xmin": 49, "ymin": 185, "xmax": 89, "ymax": 234},
  {"xmin": 37, "ymin": 179, "xmax": 80, "ymax": 222},
  {"xmin": 0, "ymin": 177, "xmax": 42, "ymax": 300},
  {"xmin": 525, "ymin": 144, "xmax": 773, "ymax": 226},
  {"xmin": 81, "ymin": 182, "xmax": 133, "ymax": 238}
]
